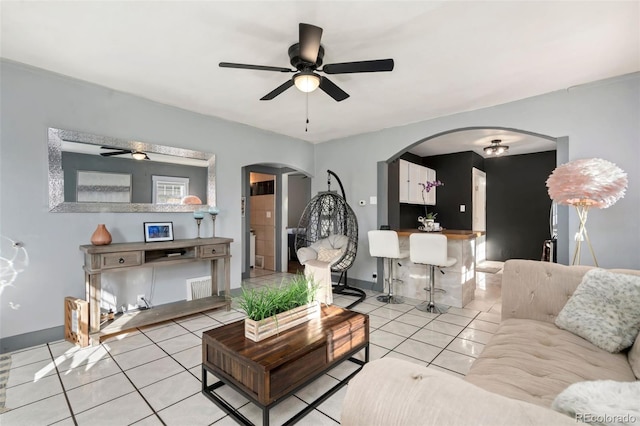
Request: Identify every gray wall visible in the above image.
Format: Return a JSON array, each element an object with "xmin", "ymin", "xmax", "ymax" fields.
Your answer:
[
  {"xmin": 287, "ymin": 175, "xmax": 311, "ymax": 227},
  {"xmin": 0, "ymin": 60, "xmax": 314, "ymax": 344},
  {"xmin": 314, "ymin": 73, "xmax": 640, "ymax": 285}
]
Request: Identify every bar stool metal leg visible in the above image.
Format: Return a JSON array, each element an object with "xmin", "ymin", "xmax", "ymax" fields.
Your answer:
[
  {"xmin": 376, "ymin": 258, "xmax": 404, "ymax": 304},
  {"xmin": 416, "ymin": 265, "xmax": 448, "ymax": 313}
]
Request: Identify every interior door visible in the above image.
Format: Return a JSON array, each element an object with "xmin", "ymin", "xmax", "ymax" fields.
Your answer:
[{"xmin": 472, "ymin": 167, "xmax": 487, "ymax": 262}]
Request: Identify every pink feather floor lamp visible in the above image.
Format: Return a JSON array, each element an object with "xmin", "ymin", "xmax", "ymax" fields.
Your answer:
[{"xmin": 546, "ymin": 158, "xmax": 627, "ymax": 266}]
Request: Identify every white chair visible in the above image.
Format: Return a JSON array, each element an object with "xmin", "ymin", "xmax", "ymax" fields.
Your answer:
[
  {"xmin": 368, "ymin": 230, "xmax": 409, "ymax": 304},
  {"xmin": 410, "ymin": 233, "xmax": 456, "ymax": 313}
]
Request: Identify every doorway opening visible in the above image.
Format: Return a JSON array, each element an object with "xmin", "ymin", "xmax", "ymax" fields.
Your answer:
[{"xmin": 241, "ymin": 165, "xmax": 311, "ymax": 280}]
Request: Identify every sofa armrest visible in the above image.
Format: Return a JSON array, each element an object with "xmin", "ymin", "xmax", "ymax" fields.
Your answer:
[
  {"xmin": 341, "ymin": 358, "xmax": 575, "ymax": 426},
  {"xmin": 501, "ymin": 259, "xmax": 594, "ymax": 323}
]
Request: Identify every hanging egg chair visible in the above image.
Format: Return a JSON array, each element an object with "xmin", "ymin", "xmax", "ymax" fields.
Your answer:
[{"xmin": 295, "ymin": 170, "xmax": 365, "ymax": 308}]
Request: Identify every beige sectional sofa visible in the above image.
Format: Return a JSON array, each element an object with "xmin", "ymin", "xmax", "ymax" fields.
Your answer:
[{"xmin": 341, "ymin": 259, "xmax": 640, "ymax": 425}]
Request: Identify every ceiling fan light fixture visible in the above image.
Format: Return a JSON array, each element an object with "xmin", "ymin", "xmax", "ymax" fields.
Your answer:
[
  {"xmin": 484, "ymin": 139, "xmax": 509, "ymax": 156},
  {"xmin": 293, "ymin": 72, "xmax": 320, "ymax": 93},
  {"xmin": 131, "ymin": 151, "xmax": 147, "ymax": 160}
]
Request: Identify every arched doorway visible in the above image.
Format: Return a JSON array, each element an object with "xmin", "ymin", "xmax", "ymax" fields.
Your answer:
[{"xmin": 378, "ymin": 127, "xmax": 568, "ymax": 265}]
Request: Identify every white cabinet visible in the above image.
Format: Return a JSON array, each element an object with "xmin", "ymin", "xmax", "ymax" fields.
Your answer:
[{"xmin": 399, "ymin": 159, "xmax": 436, "ymax": 205}]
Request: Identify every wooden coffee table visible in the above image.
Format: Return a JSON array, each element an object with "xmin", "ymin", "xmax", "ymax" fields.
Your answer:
[{"xmin": 201, "ymin": 305, "xmax": 369, "ymax": 426}]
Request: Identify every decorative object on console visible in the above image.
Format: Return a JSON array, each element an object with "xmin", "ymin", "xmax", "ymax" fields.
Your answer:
[
  {"xmin": 208, "ymin": 206, "xmax": 220, "ymax": 237},
  {"xmin": 143, "ymin": 222, "xmax": 174, "ymax": 243},
  {"xmin": 546, "ymin": 158, "xmax": 628, "ymax": 266},
  {"xmin": 90, "ymin": 224, "xmax": 112, "ymax": 245},
  {"xmin": 193, "ymin": 210, "xmax": 205, "ymax": 238}
]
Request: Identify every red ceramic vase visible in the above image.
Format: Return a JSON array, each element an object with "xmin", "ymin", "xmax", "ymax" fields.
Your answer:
[{"xmin": 91, "ymin": 224, "xmax": 112, "ymax": 245}]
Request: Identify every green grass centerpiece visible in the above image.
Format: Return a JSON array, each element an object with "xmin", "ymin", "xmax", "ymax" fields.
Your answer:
[{"xmin": 238, "ymin": 274, "xmax": 321, "ymax": 341}]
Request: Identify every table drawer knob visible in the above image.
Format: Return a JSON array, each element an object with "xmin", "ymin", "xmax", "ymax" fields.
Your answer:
[{"xmin": 119, "ymin": 258, "xmax": 125, "ymax": 264}]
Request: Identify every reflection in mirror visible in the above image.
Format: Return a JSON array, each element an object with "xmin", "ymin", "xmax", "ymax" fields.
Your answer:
[{"xmin": 48, "ymin": 128, "xmax": 216, "ymax": 212}]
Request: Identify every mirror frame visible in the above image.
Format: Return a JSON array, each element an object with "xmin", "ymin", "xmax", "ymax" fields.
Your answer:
[{"xmin": 48, "ymin": 128, "xmax": 216, "ymax": 213}]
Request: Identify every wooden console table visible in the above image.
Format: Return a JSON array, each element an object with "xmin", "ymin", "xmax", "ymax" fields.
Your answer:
[{"xmin": 79, "ymin": 237, "xmax": 233, "ymax": 345}]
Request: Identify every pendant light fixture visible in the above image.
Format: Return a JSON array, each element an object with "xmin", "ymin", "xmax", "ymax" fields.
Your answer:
[{"xmin": 483, "ymin": 139, "xmax": 509, "ymax": 156}]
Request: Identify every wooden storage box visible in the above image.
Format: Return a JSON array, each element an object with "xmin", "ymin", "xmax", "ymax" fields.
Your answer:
[{"xmin": 64, "ymin": 297, "xmax": 89, "ymax": 347}]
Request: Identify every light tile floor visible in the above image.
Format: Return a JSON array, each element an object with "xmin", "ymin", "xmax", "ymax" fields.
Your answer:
[{"xmin": 1, "ymin": 271, "xmax": 502, "ymax": 426}]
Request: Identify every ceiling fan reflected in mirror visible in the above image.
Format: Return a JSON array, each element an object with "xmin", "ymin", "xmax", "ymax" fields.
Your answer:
[
  {"xmin": 100, "ymin": 146, "xmax": 149, "ymax": 161},
  {"xmin": 219, "ymin": 23, "xmax": 394, "ymax": 102}
]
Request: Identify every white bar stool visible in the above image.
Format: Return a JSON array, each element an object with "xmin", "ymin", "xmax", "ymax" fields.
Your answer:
[
  {"xmin": 368, "ymin": 230, "xmax": 409, "ymax": 304},
  {"xmin": 410, "ymin": 233, "xmax": 456, "ymax": 313}
]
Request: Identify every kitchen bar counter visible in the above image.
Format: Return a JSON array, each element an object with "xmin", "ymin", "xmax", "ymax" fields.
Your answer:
[
  {"xmin": 389, "ymin": 229, "xmax": 481, "ymax": 308},
  {"xmin": 396, "ymin": 229, "xmax": 485, "ymax": 240}
]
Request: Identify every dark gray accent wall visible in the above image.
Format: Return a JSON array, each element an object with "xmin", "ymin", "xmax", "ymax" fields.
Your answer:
[
  {"xmin": 62, "ymin": 152, "xmax": 207, "ymax": 203},
  {"xmin": 485, "ymin": 150, "xmax": 557, "ymax": 261},
  {"xmin": 421, "ymin": 151, "xmax": 484, "ymax": 230}
]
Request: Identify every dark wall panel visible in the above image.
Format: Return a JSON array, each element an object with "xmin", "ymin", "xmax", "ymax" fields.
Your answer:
[{"xmin": 485, "ymin": 150, "xmax": 556, "ymax": 261}]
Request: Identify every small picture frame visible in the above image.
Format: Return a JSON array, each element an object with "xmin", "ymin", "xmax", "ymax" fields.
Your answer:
[{"xmin": 144, "ymin": 222, "xmax": 174, "ymax": 243}]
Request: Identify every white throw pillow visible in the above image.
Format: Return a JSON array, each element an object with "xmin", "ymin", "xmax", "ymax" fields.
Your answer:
[
  {"xmin": 555, "ymin": 269, "xmax": 640, "ymax": 353},
  {"xmin": 316, "ymin": 247, "xmax": 343, "ymax": 263},
  {"xmin": 552, "ymin": 380, "xmax": 640, "ymax": 425}
]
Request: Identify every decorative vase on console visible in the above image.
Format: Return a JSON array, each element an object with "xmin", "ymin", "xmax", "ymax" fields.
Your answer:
[{"xmin": 91, "ymin": 224, "xmax": 112, "ymax": 245}]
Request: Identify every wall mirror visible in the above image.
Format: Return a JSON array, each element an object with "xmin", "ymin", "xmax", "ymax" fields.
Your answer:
[{"xmin": 48, "ymin": 128, "xmax": 216, "ymax": 213}]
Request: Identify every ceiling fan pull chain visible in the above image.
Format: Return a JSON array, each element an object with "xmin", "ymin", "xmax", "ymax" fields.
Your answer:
[{"xmin": 305, "ymin": 91, "xmax": 310, "ymax": 132}]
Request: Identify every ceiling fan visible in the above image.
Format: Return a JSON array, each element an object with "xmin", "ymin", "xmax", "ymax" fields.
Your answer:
[
  {"xmin": 219, "ymin": 23, "xmax": 394, "ymax": 102},
  {"xmin": 100, "ymin": 146, "xmax": 149, "ymax": 160}
]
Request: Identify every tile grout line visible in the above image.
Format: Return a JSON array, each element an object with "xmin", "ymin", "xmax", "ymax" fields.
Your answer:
[{"xmin": 43, "ymin": 343, "xmax": 78, "ymax": 425}]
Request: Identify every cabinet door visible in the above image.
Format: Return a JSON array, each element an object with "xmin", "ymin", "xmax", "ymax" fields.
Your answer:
[
  {"xmin": 409, "ymin": 162, "xmax": 428, "ymax": 204},
  {"xmin": 425, "ymin": 168, "xmax": 436, "ymax": 205},
  {"xmin": 399, "ymin": 160, "xmax": 410, "ymax": 203}
]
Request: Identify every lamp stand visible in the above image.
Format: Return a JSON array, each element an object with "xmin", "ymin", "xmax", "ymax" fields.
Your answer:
[{"xmin": 572, "ymin": 204, "xmax": 598, "ymax": 267}]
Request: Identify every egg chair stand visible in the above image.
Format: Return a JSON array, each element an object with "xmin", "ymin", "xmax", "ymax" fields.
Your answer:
[{"xmin": 295, "ymin": 170, "xmax": 365, "ymax": 309}]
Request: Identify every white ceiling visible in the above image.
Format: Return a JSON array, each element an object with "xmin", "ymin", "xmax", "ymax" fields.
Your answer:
[{"xmin": 2, "ymin": 1, "xmax": 638, "ymax": 153}]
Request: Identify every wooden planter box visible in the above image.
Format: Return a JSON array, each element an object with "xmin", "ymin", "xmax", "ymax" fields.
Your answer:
[{"xmin": 244, "ymin": 302, "xmax": 320, "ymax": 342}]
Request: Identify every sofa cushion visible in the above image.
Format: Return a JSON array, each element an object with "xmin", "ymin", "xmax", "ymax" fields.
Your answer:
[
  {"xmin": 465, "ymin": 318, "xmax": 636, "ymax": 408},
  {"xmin": 554, "ymin": 269, "xmax": 640, "ymax": 353},
  {"xmin": 316, "ymin": 247, "xmax": 343, "ymax": 263},
  {"xmin": 342, "ymin": 358, "xmax": 576, "ymax": 426},
  {"xmin": 551, "ymin": 380, "xmax": 640, "ymax": 424}
]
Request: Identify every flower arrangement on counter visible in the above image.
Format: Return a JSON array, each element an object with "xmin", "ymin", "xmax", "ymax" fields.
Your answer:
[
  {"xmin": 420, "ymin": 179, "xmax": 443, "ymax": 217},
  {"xmin": 419, "ymin": 180, "xmax": 443, "ymax": 193}
]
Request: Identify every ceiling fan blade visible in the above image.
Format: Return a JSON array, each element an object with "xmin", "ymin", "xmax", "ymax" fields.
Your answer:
[
  {"xmin": 100, "ymin": 151, "xmax": 130, "ymax": 157},
  {"xmin": 260, "ymin": 79, "xmax": 295, "ymax": 101},
  {"xmin": 322, "ymin": 59, "xmax": 394, "ymax": 74},
  {"xmin": 319, "ymin": 76, "xmax": 349, "ymax": 102},
  {"xmin": 299, "ymin": 23, "xmax": 323, "ymax": 63},
  {"xmin": 219, "ymin": 62, "xmax": 293, "ymax": 73}
]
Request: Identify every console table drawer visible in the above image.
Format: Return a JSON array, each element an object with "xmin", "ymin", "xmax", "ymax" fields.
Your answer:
[
  {"xmin": 199, "ymin": 244, "xmax": 227, "ymax": 258},
  {"xmin": 101, "ymin": 252, "xmax": 142, "ymax": 269}
]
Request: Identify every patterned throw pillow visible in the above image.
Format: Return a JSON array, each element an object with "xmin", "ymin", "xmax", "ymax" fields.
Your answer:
[
  {"xmin": 555, "ymin": 269, "xmax": 640, "ymax": 353},
  {"xmin": 316, "ymin": 247, "xmax": 343, "ymax": 263}
]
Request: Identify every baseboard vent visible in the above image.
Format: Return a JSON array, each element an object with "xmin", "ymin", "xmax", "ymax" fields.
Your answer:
[{"xmin": 186, "ymin": 276, "xmax": 212, "ymax": 300}]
